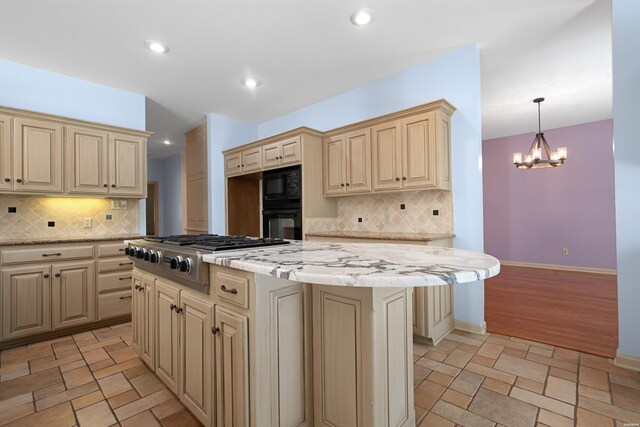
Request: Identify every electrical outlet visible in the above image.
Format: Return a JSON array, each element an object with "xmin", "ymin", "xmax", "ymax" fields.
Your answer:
[
  {"xmin": 400, "ymin": 204, "xmax": 406, "ymax": 210},
  {"xmin": 83, "ymin": 217, "xmax": 92, "ymax": 228},
  {"xmin": 433, "ymin": 210, "xmax": 439, "ymax": 216},
  {"xmin": 48, "ymin": 221, "xmax": 55, "ymax": 227},
  {"xmin": 8, "ymin": 207, "xmax": 16, "ymax": 213},
  {"xmin": 358, "ymin": 217, "xmax": 363, "ymax": 223},
  {"xmin": 562, "ymin": 248, "xmax": 569, "ymax": 256},
  {"xmin": 106, "ymin": 214, "xmax": 113, "ymax": 221}
]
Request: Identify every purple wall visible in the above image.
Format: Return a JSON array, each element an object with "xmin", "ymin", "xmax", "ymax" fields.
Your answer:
[{"xmin": 482, "ymin": 119, "xmax": 616, "ymax": 269}]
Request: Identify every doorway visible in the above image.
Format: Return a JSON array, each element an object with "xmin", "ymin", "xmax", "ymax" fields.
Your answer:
[{"xmin": 146, "ymin": 181, "xmax": 159, "ymax": 235}]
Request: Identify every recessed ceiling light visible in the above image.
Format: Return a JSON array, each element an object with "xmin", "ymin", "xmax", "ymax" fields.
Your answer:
[
  {"xmin": 144, "ymin": 40, "xmax": 169, "ymax": 53},
  {"xmin": 162, "ymin": 139, "xmax": 172, "ymax": 145},
  {"xmin": 350, "ymin": 8, "xmax": 374, "ymax": 26},
  {"xmin": 243, "ymin": 78, "xmax": 259, "ymax": 88}
]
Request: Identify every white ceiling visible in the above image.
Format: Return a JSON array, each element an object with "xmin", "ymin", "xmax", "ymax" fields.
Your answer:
[{"xmin": 0, "ymin": 0, "xmax": 611, "ymax": 159}]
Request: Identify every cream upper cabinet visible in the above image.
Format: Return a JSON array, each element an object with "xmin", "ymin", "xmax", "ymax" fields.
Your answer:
[
  {"xmin": 372, "ymin": 120, "xmax": 402, "ymax": 191},
  {"xmin": 215, "ymin": 305, "xmax": 249, "ymax": 427},
  {"xmin": 1, "ymin": 264, "xmax": 51, "ymax": 340},
  {"xmin": 185, "ymin": 124, "xmax": 209, "ymax": 234},
  {"xmin": 13, "ymin": 117, "xmax": 63, "ymax": 193},
  {"xmin": 323, "ymin": 129, "xmax": 371, "ymax": 195},
  {"xmin": 51, "ymin": 261, "xmax": 96, "ymax": 330},
  {"xmin": 262, "ymin": 136, "xmax": 301, "ymax": 170},
  {"xmin": 155, "ymin": 280, "xmax": 180, "ymax": 394},
  {"xmin": 109, "ymin": 133, "xmax": 146, "ymax": 197},
  {"xmin": 241, "ymin": 147, "xmax": 262, "ymax": 173},
  {"xmin": 66, "ymin": 126, "xmax": 109, "ymax": 194},
  {"xmin": 0, "ymin": 114, "xmax": 11, "ymax": 191},
  {"xmin": 323, "ymin": 134, "xmax": 346, "ymax": 195},
  {"xmin": 401, "ymin": 112, "xmax": 437, "ymax": 189},
  {"xmin": 344, "ymin": 128, "xmax": 371, "ymax": 194},
  {"xmin": 225, "ymin": 153, "xmax": 242, "ymax": 176},
  {"xmin": 179, "ymin": 293, "xmax": 213, "ymax": 427}
]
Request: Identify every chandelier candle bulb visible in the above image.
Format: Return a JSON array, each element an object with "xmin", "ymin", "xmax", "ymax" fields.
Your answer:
[
  {"xmin": 557, "ymin": 147, "xmax": 568, "ymax": 159},
  {"xmin": 513, "ymin": 152, "xmax": 523, "ymax": 164},
  {"xmin": 550, "ymin": 151, "xmax": 559, "ymax": 161},
  {"xmin": 525, "ymin": 154, "xmax": 533, "ymax": 163},
  {"xmin": 533, "ymin": 147, "xmax": 542, "ymax": 159}
]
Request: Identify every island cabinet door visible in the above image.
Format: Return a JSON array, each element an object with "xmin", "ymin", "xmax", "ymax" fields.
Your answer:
[
  {"xmin": 214, "ymin": 305, "xmax": 249, "ymax": 427},
  {"xmin": 179, "ymin": 293, "xmax": 213, "ymax": 427},
  {"xmin": 154, "ymin": 280, "xmax": 180, "ymax": 394},
  {"xmin": 131, "ymin": 271, "xmax": 143, "ymax": 354},
  {"xmin": 1, "ymin": 265, "xmax": 51, "ymax": 340},
  {"xmin": 141, "ymin": 275, "xmax": 155, "ymax": 368},
  {"xmin": 51, "ymin": 261, "xmax": 96, "ymax": 330},
  {"xmin": 426, "ymin": 285, "xmax": 454, "ymax": 343}
]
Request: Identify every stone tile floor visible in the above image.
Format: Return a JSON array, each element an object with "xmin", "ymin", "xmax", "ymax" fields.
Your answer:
[
  {"xmin": 413, "ymin": 330, "xmax": 640, "ymax": 427},
  {"xmin": 0, "ymin": 323, "xmax": 201, "ymax": 427},
  {"xmin": 0, "ymin": 324, "xmax": 639, "ymax": 426}
]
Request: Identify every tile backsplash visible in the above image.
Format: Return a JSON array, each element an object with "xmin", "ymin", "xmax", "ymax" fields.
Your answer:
[
  {"xmin": 0, "ymin": 195, "xmax": 140, "ymax": 239},
  {"xmin": 306, "ymin": 190, "xmax": 453, "ymax": 234}
]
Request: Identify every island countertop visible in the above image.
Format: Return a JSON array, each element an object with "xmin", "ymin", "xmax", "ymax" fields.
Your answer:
[{"xmin": 203, "ymin": 240, "xmax": 500, "ymax": 287}]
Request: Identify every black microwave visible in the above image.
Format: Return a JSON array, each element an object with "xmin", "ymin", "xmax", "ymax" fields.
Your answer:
[{"xmin": 262, "ymin": 165, "xmax": 301, "ymax": 209}]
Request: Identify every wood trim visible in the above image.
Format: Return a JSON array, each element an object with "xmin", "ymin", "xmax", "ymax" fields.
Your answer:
[
  {"xmin": 500, "ymin": 260, "xmax": 617, "ymax": 275},
  {"xmin": 323, "ymin": 99, "xmax": 456, "ymax": 138},
  {"xmin": 453, "ymin": 319, "xmax": 487, "ymax": 335},
  {"xmin": 0, "ymin": 106, "xmax": 152, "ymax": 137},
  {"xmin": 0, "ymin": 315, "xmax": 130, "ymax": 350},
  {"xmin": 184, "ymin": 121, "xmax": 206, "ymax": 137},
  {"xmin": 222, "ymin": 126, "xmax": 323, "ymax": 155},
  {"xmin": 615, "ymin": 354, "xmax": 640, "ymax": 372}
]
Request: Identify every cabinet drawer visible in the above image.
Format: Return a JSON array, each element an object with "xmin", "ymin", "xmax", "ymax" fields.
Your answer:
[
  {"xmin": 98, "ymin": 271, "xmax": 133, "ymax": 293},
  {"xmin": 215, "ymin": 271, "xmax": 249, "ymax": 309},
  {"xmin": 98, "ymin": 290, "xmax": 132, "ymax": 320},
  {"xmin": 98, "ymin": 257, "xmax": 133, "ymax": 273},
  {"xmin": 97, "ymin": 242, "xmax": 127, "ymax": 258},
  {"xmin": 1, "ymin": 245, "xmax": 94, "ymax": 265}
]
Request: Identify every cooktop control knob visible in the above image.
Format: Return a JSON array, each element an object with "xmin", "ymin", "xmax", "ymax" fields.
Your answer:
[
  {"xmin": 143, "ymin": 250, "xmax": 150, "ymax": 261},
  {"xmin": 136, "ymin": 248, "xmax": 147, "ymax": 259},
  {"xmin": 149, "ymin": 250, "xmax": 162, "ymax": 264},
  {"xmin": 178, "ymin": 258, "xmax": 192, "ymax": 273},
  {"xmin": 124, "ymin": 247, "xmax": 131, "ymax": 256},
  {"xmin": 170, "ymin": 256, "xmax": 183, "ymax": 270}
]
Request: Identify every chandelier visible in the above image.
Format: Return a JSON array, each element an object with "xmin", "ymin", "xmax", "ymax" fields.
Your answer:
[{"xmin": 513, "ymin": 98, "xmax": 567, "ymax": 169}]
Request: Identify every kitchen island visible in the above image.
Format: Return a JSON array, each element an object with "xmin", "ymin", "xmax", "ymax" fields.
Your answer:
[{"xmin": 202, "ymin": 241, "xmax": 499, "ymax": 427}]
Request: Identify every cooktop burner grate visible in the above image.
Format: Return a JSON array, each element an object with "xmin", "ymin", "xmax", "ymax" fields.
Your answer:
[{"xmin": 142, "ymin": 234, "xmax": 290, "ymax": 250}]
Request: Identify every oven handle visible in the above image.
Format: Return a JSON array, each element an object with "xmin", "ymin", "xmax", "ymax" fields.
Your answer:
[{"xmin": 262, "ymin": 209, "xmax": 301, "ymax": 216}]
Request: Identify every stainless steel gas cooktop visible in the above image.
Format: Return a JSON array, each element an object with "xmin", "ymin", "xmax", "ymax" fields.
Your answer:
[{"xmin": 126, "ymin": 234, "xmax": 289, "ymax": 293}]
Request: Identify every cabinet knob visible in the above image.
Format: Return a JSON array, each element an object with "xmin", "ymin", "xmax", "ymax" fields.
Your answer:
[
  {"xmin": 346, "ymin": 183, "xmax": 350, "ymax": 186},
  {"xmin": 16, "ymin": 178, "xmax": 22, "ymax": 183},
  {"xmin": 134, "ymin": 284, "xmax": 140, "ymax": 290},
  {"xmin": 169, "ymin": 304, "xmax": 176, "ymax": 311},
  {"xmin": 211, "ymin": 326, "xmax": 220, "ymax": 335},
  {"xmin": 395, "ymin": 177, "xmax": 400, "ymax": 182},
  {"xmin": 402, "ymin": 177, "xmax": 407, "ymax": 181},
  {"xmin": 54, "ymin": 273, "xmax": 60, "ymax": 278},
  {"xmin": 111, "ymin": 184, "xmax": 116, "ymax": 188},
  {"xmin": 340, "ymin": 183, "xmax": 344, "ymax": 187},
  {"xmin": 175, "ymin": 307, "xmax": 183, "ymax": 314},
  {"xmin": 3, "ymin": 178, "xmax": 9, "ymax": 182},
  {"xmin": 237, "ymin": 165, "xmax": 240, "ymax": 168},
  {"xmin": 43, "ymin": 274, "xmax": 49, "ymax": 278},
  {"xmin": 103, "ymin": 184, "xmax": 108, "ymax": 188},
  {"xmin": 241, "ymin": 164, "xmax": 245, "ymax": 167}
]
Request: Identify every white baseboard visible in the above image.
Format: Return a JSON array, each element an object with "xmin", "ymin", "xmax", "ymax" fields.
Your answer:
[
  {"xmin": 500, "ymin": 260, "xmax": 616, "ymax": 275},
  {"xmin": 454, "ymin": 319, "xmax": 487, "ymax": 335},
  {"xmin": 615, "ymin": 353, "xmax": 640, "ymax": 372}
]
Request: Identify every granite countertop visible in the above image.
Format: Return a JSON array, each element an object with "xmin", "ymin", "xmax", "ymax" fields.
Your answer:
[
  {"xmin": 203, "ymin": 240, "xmax": 499, "ymax": 287},
  {"xmin": 305, "ymin": 230, "xmax": 455, "ymax": 242},
  {"xmin": 0, "ymin": 235, "xmax": 145, "ymax": 246}
]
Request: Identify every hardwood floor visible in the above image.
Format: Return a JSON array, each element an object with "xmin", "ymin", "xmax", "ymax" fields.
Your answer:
[{"xmin": 485, "ymin": 265, "xmax": 618, "ymax": 358}]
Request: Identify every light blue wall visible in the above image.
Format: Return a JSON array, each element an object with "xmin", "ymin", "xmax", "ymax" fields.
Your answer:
[
  {"xmin": 211, "ymin": 45, "xmax": 485, "ymax": 324},
  {"xmin": 147, "ymin": 158, "xmax": 164, "ymax": 235},
  {"xmin": 0, "ymin": 59, "xmax": 145, "ymax": 131},
  {"xmin": 207, "ymin": 114, "xmax": 259, "ymax": 233},
  {"xmin": 612, "ymin": 0, "xmax": 640, "ymax": 360},
  {"xmin": 162, "ymin": 154, "xmax": 184, "ymax": 236}
]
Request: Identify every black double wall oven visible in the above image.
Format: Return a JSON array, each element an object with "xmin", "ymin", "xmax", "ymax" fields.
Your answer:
[{"xmin": 262, "ymin": 165, "xmax": 302, "ymax": 240}]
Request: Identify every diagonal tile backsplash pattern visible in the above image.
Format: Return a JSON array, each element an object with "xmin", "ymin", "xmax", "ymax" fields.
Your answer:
[
  {"xmin": 0, "ymin": 195, "xmax": 140, "ymax": 239},
  {"xmin": 306, "ymin": 190, "xmax": 453, "ymax": 234}
]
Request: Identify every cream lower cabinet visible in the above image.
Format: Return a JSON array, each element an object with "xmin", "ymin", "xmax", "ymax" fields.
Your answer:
[
  {"xmin": 131, "ymin": 272, "xmax": 155, "ymax": 368},
  {"xmin": 412, "ymin": 285, "xmax": 454, "ymax": 344},
  {"xmin": 1, "ymin": 265, "xmax": 51, "ymax": 340},
  {"xmin": 51, "ymin": 261, "xmax": 96, "ymax": 329},
  {"xmin": 313, "ymin": 285, "xmax": 414, "ymax": 427},
  {"xmin": 155, "ymin": 280, "xmax": 180, "ymax": 394},
  {"xmin": 179, "ymin": 293, "xmax": 214, "ymax": 426}
]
